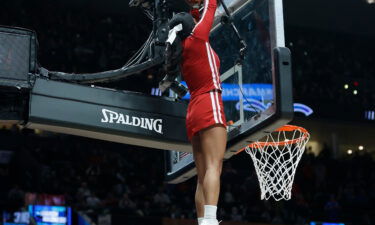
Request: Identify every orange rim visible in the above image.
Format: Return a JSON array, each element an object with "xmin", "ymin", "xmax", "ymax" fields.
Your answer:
[{"xmin": 236, "ymin": 125, "xmax": 309, "ymax": 154}]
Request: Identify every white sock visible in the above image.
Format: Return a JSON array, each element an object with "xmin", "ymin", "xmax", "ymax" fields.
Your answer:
[
  {"xmin": 198, "ymin": 217, "xmax": 204, "ymax": 225},
  {"xmin": 204, "ymin": 205, "xmax": 217, "ymax": 219}
]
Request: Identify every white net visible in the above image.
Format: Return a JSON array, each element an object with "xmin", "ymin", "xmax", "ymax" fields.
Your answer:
[{"xmin": 244, "ymin": 125, "xmax": 310, "ymax": 201}]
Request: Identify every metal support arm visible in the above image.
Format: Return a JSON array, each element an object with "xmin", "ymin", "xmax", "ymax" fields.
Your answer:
[{"xmin": 218, "ymin": 0, "xmax": 247, "ymax": 62}]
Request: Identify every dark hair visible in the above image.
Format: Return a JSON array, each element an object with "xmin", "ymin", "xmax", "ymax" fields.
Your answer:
[{"xmin": 169, "ymin": 12, "xmax": 195, "ymax": 40}]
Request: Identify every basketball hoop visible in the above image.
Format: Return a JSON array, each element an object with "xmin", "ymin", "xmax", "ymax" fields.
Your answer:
[{"xmin": 238, "ymin": 125, "xmax": 310, "ymax": 201}]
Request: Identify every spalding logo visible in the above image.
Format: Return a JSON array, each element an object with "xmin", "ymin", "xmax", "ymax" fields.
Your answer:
[{"xmin": 101, "ymin": 109, "xmax": 163, "ymax": 134}]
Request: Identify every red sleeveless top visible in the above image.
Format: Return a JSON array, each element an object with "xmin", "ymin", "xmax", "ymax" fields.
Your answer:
[{"xmin": 181, "ymin": 0, "xmax": 221, "ymax": 98}]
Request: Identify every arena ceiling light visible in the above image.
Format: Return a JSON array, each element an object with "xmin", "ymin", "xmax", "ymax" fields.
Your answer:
[{"xmin": 366, "ymin": 0, "xmax": 375, "ymax": 4}]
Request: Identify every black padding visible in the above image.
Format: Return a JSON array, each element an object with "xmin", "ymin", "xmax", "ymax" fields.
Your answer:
[{"xmin": 30, "ymin": 78, "xmax": 189, "ymax": 143}]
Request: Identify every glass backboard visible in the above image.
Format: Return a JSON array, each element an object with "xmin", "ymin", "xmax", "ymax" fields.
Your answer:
[{"xmin": 166, "ymin": 0, "xmax": 293, "ymax": 183}]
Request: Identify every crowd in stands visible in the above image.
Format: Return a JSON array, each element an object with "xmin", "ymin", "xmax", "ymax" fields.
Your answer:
[
  {"xmin": 1, "ymin": 1, "xmax": 375, "ymax": 225},
  {"xmin": 1, "ymin": 127, "xmax": 374, "ymax": 225},
  {"xmin": 0, "ymin": 0, "xmax": 150, "ymax": 74},
  {"xmin": 0, "ymin": 0, "xmax": 154, "ymax": 92},
  {"xmin": 287, "ymin": 27, "xmax": 375, "ymax": 113}
]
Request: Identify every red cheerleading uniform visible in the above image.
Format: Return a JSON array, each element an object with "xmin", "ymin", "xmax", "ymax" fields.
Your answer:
[{"xmin": 182, "ymin": 0, "xmax": 226, "ymax": 140}]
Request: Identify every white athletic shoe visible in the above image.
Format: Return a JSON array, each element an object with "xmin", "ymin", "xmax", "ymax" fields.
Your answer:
[{"xmin": 201, "ymin": 219, "xmax": 220, "ymax": 225}]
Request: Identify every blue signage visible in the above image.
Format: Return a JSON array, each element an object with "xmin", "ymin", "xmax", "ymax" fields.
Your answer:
[
  {"xmin": 28, "ymin": 205, "xmax": 72, "ymax": 225},
  {"xmin": 151, "ymin": 83, "xmax": 314, "ymax": 116},
  {"xmin": 310, "ymin": 222, "xmax": 345, "ymax": 225},
  {"xmin": 294, "ymin": 103, "xmax": 314, "ymax": 116},
  {"xmin": 181, "ymin": 82, "xmax": 273, "ymax": 101}
]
